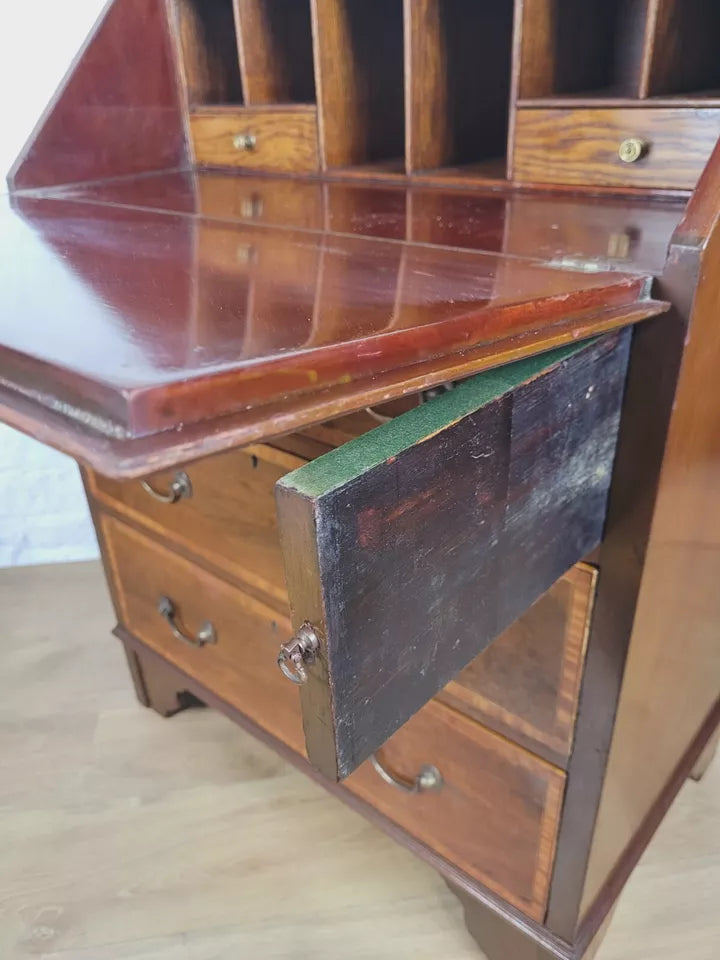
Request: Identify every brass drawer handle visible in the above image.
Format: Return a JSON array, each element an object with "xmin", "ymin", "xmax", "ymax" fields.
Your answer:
[
  {"xmin": 370, "ymin": 754, "xmax": 443, "ymax": 794},
  {"xmin": 157, "ymin": 596, "xmax": 217, "ymax": 648},
  {"xmin": 618, "ymin": 138, "xmax": 648, "ymax": 164},
  {"xmin": 140, "ymin": 471, "xmax": 192, "ymax": 504},
  {"xmin": 233, "ymin": 133, "xmax": 256, "ymax": 152},
  {"xmin": 277, "ymin": 623, "xmax": 320, "ymax": 684}
]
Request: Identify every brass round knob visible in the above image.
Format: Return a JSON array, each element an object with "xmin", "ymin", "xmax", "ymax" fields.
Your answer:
[
  {"xmin": 233, "ymin": 133, "xmax": 256, "ymax": 152},
  {"xmin": 618, "ymin": 138, "xmax": 648, "ymax": 164}
]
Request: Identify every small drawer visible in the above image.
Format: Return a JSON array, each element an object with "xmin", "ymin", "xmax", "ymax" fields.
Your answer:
[
  {"xmin": 513, "ymin": 107, "xmax": 720, "ymax": 190},
  {"xmin": 190, "ymin": 106, "xmax": 320, "ymax": 174},
  {"xmin": 87, "ymin": 445, "xmax": 305, "ymax": 606},
  {"xmin": 438, "ymin": 564, "xmax": 597, "ymax": 768},
  {"xmin": 100, "ymin": 514, "xmax": 305, "ymax": 755},
  {"xmin": 345, "ymin": 699, "xmax": 566, "ymax": 922}
]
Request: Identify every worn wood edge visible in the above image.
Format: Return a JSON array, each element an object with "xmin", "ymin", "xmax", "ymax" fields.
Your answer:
[
  {"xmin": 672, "ymin": 138, "xmax": 720, "ymax": 248},
  {"xmin": 574, "ymin": 697, "xmax": 720, "ymax": 957},
  {"xmin": 275, "ymin": 481, "xmax": 339, "ymax": 781},
  {"xmin": 0, "ymin": 301, "xmax": 668, "ymax": 480},
  {"xmin": 115, "ymin": 628, "xmax": 578, "ymax": 956},
  {"xmin": 277, "ymin": 339, "xmax": 595, "ymax": 500}
]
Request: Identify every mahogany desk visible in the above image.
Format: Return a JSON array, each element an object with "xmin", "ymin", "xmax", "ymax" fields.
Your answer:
[{"xmin": 2, "ymin": 2, "xmax": 719, "ymax": 957}]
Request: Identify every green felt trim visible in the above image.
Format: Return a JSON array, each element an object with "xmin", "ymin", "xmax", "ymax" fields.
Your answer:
[{"xmin": 278, "ymin": 340, "xmax": 596, "ymax": 499}]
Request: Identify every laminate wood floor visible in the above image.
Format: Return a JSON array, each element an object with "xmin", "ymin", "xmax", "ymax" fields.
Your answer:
[{"xmin": 0, "ymin": 561, "xmax": 717, "ymax": 960}]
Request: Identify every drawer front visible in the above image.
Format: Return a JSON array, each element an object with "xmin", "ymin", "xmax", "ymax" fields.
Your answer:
[
  {"xmin": 88, "ymin": 445, "xmax": 303, "ymax": 606},
  {"xmin": 346, "ymin": 699, "xmax": 566, "ymax": 922},
  {"xmin": 438, "ymin": 564, "xmax": 596, "ymax": 767},
  {"xmin": 276, "ymin": 334, "xmax": 631, "ymax": 781},
  {"xmin": 513, "ymin": 108, "xmax": 720, "ymax": 190},
  {"xmin": 100, "ymin": 514, "xmax": 305, "ymax": 756},
  {"xmin": 190, "ymin": 107, "xmax": 320, "ymax": 173}
]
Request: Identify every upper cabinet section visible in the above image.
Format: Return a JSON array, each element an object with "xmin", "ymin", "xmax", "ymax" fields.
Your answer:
[{"xmin": 9, "ymin": 0, "xmax": 720, "ymax": 192}]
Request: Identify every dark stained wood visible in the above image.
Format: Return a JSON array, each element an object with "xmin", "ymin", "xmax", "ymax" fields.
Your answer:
[
  {"xmin": 513, "ymin": 107, "xmax": 720, "ymax": 190},
  {"xmin": 88, "ymin": 444, "xmax": 304, "ymax": 607},
  {"xmin": 171, "ymin": 0, "xmax": 244, "ymax": 106},
  {"xmin": 438, "ymin": 564, "xmax": 597, "ymax": 768},
  {"xmin": 574, "ymin": 193, "xmax": 720, "ymax": 926},
  {"xmin": 276, "ymin": 335, "xmax": 631, "ymax": 781},
  {"xmin": 121, "ymin": 636, "xmax": 198, "ymax": 717},
  {"xmin": 405, "ymin": 0, "xmax": 514, "ymax": 172},
  {"xmin": 515, "ymin": 0, "xmax": 649, "ymax": 99},
  {"xmin": 311, "ymin": 0, "xmax": 405, "ymax": 168},
  {"xmin": 0, "ymin": 192, "xmax": 664, "ymax": 477},
  {"xmin": 690, "ymin": 725, "xmax": 719, "ymax": 782},
  {"xmin": 102, "ymin": 512, "xmax": 306, "ymax": 756},
  {"xmin": 234, "ymin": 0, "xmax": 316, "ymax": 105},
  {"xmin": 8, "ymin": 0, "xmax": 187, "ymax": 191},
  {"xmin": 346, "ymin": 700, "xmax": 566, "ymax": 922},
  {"xmin": 646, "ymin": 0, "xmax": 720, "ymax": 98}
]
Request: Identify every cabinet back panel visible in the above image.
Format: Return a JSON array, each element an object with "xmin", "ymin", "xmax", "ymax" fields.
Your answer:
[
  {"xmin": 174, "ymin": 0, "xmax": 244, "ymax": 105},
  {"xmin": 235, "ymin": 0, "xmax": 316, "ymax": 104},
  {"xmin": 648, "ymin": 0, "xmax": 720, "ymax": 96},
  {"xmin": 313, "ymin": 0, "xmax": 405, "ymax": 167}
]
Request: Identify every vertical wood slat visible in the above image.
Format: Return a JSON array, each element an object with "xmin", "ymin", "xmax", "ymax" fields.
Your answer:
[
  {"xmin": 234, "ymin": 0, "xmax": 315, "ymax": 105},
  {"xmin": 644, "ymin": 0, "xmax": 720, "ymax": 98},
  {"xmin": 172, "ymin": 0, "xmax": 244, "ymax": 106},
  {"xmin": 405, "ymin": 1, "xmax": 515, "ymax": 173},
  {"xmin": 311, "ymin": 0, "xmax": 405, "ymax": 169}
]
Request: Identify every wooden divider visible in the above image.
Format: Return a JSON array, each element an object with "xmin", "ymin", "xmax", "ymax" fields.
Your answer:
[
  {"xmin": 234, "ymin": 0, "xmax": 315, "ymax": 105},
  {"xmin": 173, "ymin": 0, "xmax": 244, "ymax": 106}
]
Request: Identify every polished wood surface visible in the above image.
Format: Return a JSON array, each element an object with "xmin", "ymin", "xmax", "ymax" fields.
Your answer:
[
  {"xmin": 346, "ymin": 699, "xmax": 566, "ymax": 922},
  {"xmin": 0, "ymin": 190, "xmax": 664, "ymax": 477},
  {"xmin": 579, "ymin": 180, "xmax": 720, "ymax": 919},
  {"xmin": 439, "ymin": 564, "xmax": 596, "ymax": 768},
  {"xmin": 277, "ymin": 336, "xmax": 630, "ymax": 781},
  {"xmin": 88, "ymin": 444, "xmax": 302, "ymax": 606},
  {"xmin": 99, "ymin": 513, "xmax": 305, "ymax": 756},
  {"xmin": 9, "ymin": 0, "xmax": 186, "ymax": 190},
  {"xmin": 190, "ymin": 105, "xmax": 320, "ymax": 172},
  {"xmin": 514, "ymin": 108, "xmax": 720, "ymax": 189}
]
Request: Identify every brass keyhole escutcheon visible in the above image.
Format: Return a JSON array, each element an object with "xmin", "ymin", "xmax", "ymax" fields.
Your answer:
[{"xmin": 618, "ymin": 138, "xmax": 648, "ymax": 164}]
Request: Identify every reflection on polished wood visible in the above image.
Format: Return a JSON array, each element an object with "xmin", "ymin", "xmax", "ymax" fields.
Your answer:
[{"xmin": 0, "ymin": 186, "xmax": 666, "ymax": 475}]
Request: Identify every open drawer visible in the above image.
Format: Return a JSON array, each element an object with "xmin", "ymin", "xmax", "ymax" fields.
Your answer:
[{"xmin": 275, "ymin": 333, "xmax": 631, "ymax": 780}]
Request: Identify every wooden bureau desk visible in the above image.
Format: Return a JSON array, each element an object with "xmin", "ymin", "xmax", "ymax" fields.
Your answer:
[{"xmin": 1, "ymin": 1, "xmax": 719, "ymax": 957}]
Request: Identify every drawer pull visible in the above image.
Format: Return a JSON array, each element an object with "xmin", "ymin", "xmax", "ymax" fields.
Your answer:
[
  {"xmin": 157, "ymin": 596, "xmax": 217, "ymax": 648},
  {"xmin": 233, "ymin": 133, "xmax": 256, "ymax": 152},
  {"xmin": 618, "ymin": 138, "xmax": 648, "ymax": 163},
  {"xmin": 140, "ymin": 471, "xmax": 192, "ymax": 504},
  {"xmin": 370, "ymin": 754, "xmax": 443, "ymax": 794},
  {"xmin": 277, "ymin": 623, "xmax": 320, "ymax": 684}
]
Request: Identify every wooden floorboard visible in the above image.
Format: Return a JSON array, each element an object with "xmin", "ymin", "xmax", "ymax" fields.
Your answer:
[{"xmin": 0, "ymin": 560, "xmax": 717, "ymax": 959}]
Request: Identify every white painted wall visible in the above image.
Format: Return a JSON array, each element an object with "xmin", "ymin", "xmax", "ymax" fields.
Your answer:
[{"xmin": 0, "ymin": 1, "xmax": 107, "ymax": 567}]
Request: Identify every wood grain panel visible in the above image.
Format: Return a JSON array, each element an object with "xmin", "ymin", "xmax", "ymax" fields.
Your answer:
[
  {"xmin": 311, "ymin": 0, "xmax": 405, "ymax": 168},
  {"xmin": 646, "ymin": 0, "xmax": 720, "ymax": 97},
  {"xmin": 578, "ymin": 199, "xmax": 720, "ymax": 920},
  {"xmin": 100, "ymin": 514, "xmax": 305, "ymax": 756},
  {"xmin": 439, "ymin": 564, "xmax": 596, "ymax": 767},
  {"xmin": 346, "ymin": 699, "xmax": 566, "ymax": 921},
  {"xmin": 88, "ymin": 444, "xmax": 303, "ymax": 605},
  {"xmin": 513, "ymin": 107, "xmax": 720, "ymax": 189},
  {"xmin": 405, "ymin": 0, "xmax": 514, "ymax": 171},
  {"xmin": 190, "ymin": 106, "xmax": 319, "ymax": 172},
  {"xmin": 276, "ymin": 334, "xmax": 631, "ymax": 781},
  {"xmin": 173, "ymin": 0, "xmax": 244, "ymax": 105},
  {"xmin": 234, "ymin": 0, "xmax": 315, "ymax": 104}
]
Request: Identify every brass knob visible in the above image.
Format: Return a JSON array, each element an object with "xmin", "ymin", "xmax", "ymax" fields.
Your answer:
[
  {"xmin": 370, "ymin": 754, "xmax": 444, "ymax": 794},
  {"xmin": 233, "ymin": 133, "xmax": 256, "ymax": 151},
  {"xmin": 618, "ymin": 138, "xmax": 648, "ymax": 164},
  {"xmin": 140, "ymin": 470, "xmax": 192, "ymax": 504},
  {"xmin": 277, "ymin": 623, "xmax": 320, "ymax": 684}
]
